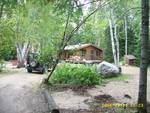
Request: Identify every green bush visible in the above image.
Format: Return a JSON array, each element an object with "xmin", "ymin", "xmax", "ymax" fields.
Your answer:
[
  {"xmin": 50, "ymin": 63, "xmax": 101, "ymax": 87},
  {"xmin": 0, "ymin": 60, "xmax": 5, "ymax": 72}
]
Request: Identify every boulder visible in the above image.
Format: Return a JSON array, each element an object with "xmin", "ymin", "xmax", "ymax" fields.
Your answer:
[{"xmin": 97, "ymin": 61, "xmax": 120, "ymax": 77}]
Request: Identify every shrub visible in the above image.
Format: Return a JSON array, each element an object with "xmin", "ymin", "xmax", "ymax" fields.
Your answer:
[
  {"xmin": 50, "ymin": 63, "xmax": 100, "ymax": 87},
  {"xmin": 0, "ymin": 60, "xmax": 5, "ymax": 72}
]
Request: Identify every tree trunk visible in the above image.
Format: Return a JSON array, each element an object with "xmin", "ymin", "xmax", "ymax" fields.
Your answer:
[
  {"xmin": 109, "ymin": 19, "xmax": 116, "ymax": 65},
  {"xmin": 114, "ymin": 25, "xmax": 119, "ymax": 66},
  {"xmin": 0, "ymin": 3, "xmax": 4, "ymax": 18},
  {"xmin": 138, "ymin": 0, "xmax": 149, "ymax": 113},
  {"xmin": 109, "ymin": 14, "xmax": 119, "ymax": 66},
  {"xmin": 16, "ymin": 43, "xmax": 30, "ymax": 68},
  {"xmin": 124, "ymin": 16, "xmax": 128, "ymax": 55}
]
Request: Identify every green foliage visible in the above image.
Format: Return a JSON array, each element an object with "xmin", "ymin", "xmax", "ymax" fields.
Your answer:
[
  {"xmin": 35, "ymin": 5, "xmax": 65, "ymax": 65},
  {"xmin": 0, "ymin": 19, "xmax": 16, "ymax": 60},
  {"xmin": 0, "ymin": 60, "xmax": 5, "ymax": 72},
  {"xmin": 53, "ymin": 0, "xmax": 83, "ymax": 19},
  {"xmin": 0, "ymin": 0, "xmax": 146, "ymax": 67},
  {"xmin": 38, "ymin": 47, "xmax": 55, "ymax": 67},
  {"xmin": 50, "ymin": 63, "xmax": 101, "ymax": 87},
  {"xmin": 103, "ymin": 26, "xmax": 114, "ymax": 63}
]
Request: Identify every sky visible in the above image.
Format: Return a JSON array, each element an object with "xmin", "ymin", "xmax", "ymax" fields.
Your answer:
[{"xmin": 79, "ymin": 0, "xmax": 91, "ymax": 15}]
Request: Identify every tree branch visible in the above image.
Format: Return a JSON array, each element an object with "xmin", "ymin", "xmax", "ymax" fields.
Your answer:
[
  {"xmin": 63, "ymin": 1, "xmax": 110, "ymax": 48},
  {"xmin": 0, "ymin": 3, "xmax": 4, "ymax": 18},
  {"xmin": 45, "ymin": 7, "xmax": 71, "ymax": 83},
  {"xmin": 59, "ymin": 10, "xmax": 70, "ymax": 50}
]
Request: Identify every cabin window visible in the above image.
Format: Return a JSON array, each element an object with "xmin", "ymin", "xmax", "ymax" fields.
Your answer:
[
  {"xmin": 90, "ymin": 50, "xmax": 94, "ymax": 60},
  {"xmin": 96, "ymin": 50, "xmax": 101, "ymax": 57},
  {"xmin": 91, "ymin": 50, "xmax": 94, "ymax": 54},
  {"xmin": 81, "ymin": 50, "xmax": 86, "ymax": 58}
]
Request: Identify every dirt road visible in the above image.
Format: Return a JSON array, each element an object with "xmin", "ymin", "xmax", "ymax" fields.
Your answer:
[{"xmin": 0, "ymin": 68, "xmax": 49, "ymax": 113}]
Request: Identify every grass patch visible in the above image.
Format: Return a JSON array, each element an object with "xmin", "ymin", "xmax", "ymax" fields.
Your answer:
[
  {"xmin": 103, "ymin": 74, "xmax": 129, "ymax": 81},
  {"xmin": 0, "ymin": 68, "xmax": 19, "ymax": 78},
  {"xmin": 114, "ymin": 108, "xmax": 137, "ymax": 113},
  {"xmin": 49, "ymin": 63, "xmax": 101, "ymax": 87},
  {"xmin": 101, "ymin": 74, "xmax": 129, "ymax": 84}
]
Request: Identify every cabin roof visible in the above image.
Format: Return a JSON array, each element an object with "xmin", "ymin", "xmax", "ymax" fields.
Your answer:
[
  {"xmin": 64, "ymin": 44, "xmax": 103, "ymax": 51},
  {"xmin": 125, "ymin": 55, "xmax": 136, "ymax": 59}
]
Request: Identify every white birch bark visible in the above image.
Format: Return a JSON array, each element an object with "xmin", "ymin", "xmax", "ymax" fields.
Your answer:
[
  {"xmin": 114, "ymin": 25, "xmax": 119, "ymax": 66},
  {"xmin": 16, "ymin": 43, "xmax": 30, "ymax": 68},
  {"xmin": 108, "ymin": 9, "xmax": 119, "ymax": 66},
  {"xmin": 109, "ymin": 19, "xmax": 117, "ymax": 65},
  {"xmin": 124, "ymin": 17, "xmax": 128, "ymax": 55}
]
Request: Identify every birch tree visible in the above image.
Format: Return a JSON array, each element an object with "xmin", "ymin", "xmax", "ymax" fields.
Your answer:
[
  {"xmin": 15, "ymin": 1, "xmax": 40, "ymax": 67},
  {"xmin": 123, "ymin": 1, "xmax": 129, "ymax": 56},
  {"xmin": 16, "ymin": 43, "xmax": 30, "ymax": 67},
  {"xmin": 0, "ymin": 0, "xmax": 30, "ymax": 67},
  {"xmin": 124, "ymin": 16, "xmax": 128, "ymax": 55},
  {"xmin": 108, "ymin": 9, "xmax": 119, "ymax": 66},
  {"xmin": 15, "ymin": 7, "xmax": 30, "ymax": 68}
]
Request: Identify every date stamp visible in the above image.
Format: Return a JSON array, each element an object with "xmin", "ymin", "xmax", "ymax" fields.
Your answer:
[{"xmin": 102, "ymin": 103, "xmax": 144, "ymax": 108}]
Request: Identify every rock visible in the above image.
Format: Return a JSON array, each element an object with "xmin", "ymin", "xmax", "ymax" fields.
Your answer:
[
  {"xmin": 97, "ymin": 61, "xmax": 120, "ymax": 77},
  {"xmin": 124, "ymin": 81, "xmax": 129, "ymax": 83},
  {"xmin": 124, "ymin": 94, "xmax": 132, "ymax": 99}
]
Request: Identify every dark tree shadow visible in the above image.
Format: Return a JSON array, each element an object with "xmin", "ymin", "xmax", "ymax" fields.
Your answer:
[{"xmin": 147, "ymin": 102, "xmax": 150, "ymax": 113}]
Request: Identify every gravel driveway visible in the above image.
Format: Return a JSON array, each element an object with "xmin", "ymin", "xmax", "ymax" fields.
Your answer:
[{"xmin": 0, "ymin": 68, "xmax": 49, "ymax": 113}]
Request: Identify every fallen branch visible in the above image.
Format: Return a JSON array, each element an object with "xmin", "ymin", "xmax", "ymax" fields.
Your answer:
[{"xmin": 43, "ymin": 90, "xmax": 59, "ymax": 113}]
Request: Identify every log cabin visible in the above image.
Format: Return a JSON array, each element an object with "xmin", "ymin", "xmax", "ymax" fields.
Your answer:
[{"xmin": 60, "ymin": 44, "xmax": 103, "ymax": 63}]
